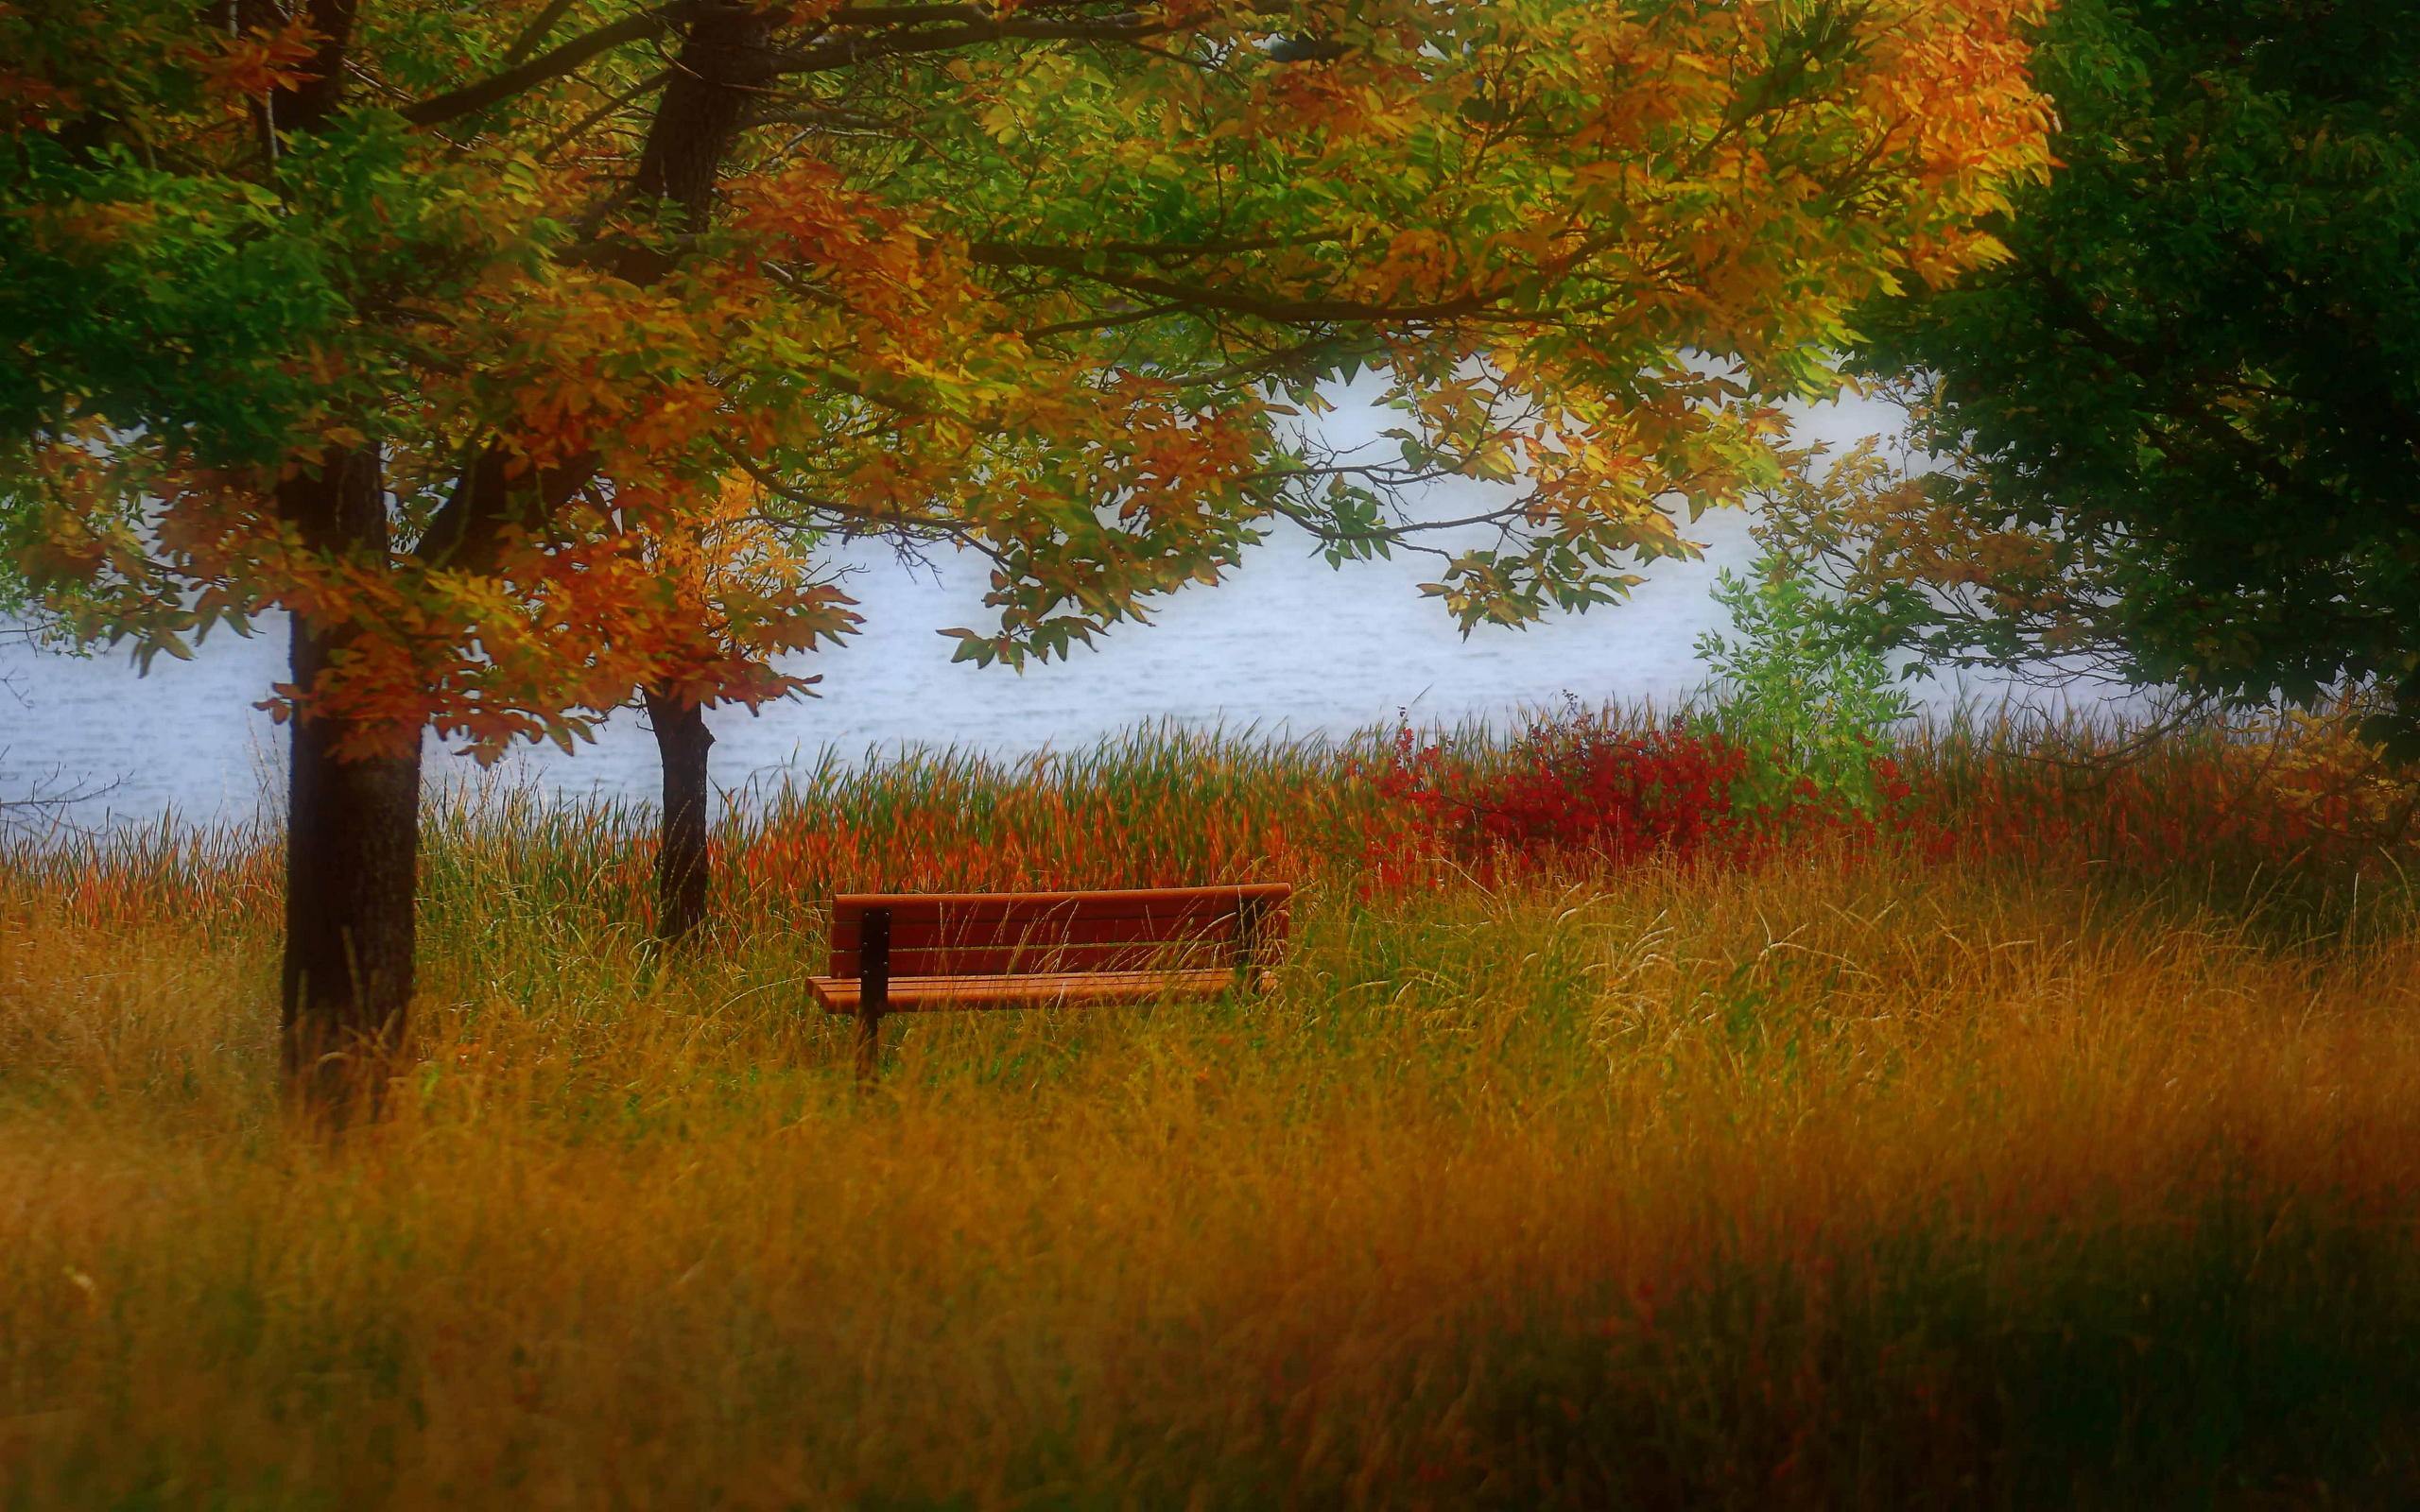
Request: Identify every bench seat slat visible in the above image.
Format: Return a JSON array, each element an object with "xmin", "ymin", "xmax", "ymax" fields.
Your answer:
[
  {"xmin": 836, "ymin": 900, "xmax": 1262, "ymax": 931},
  {"xmin": 809, "ymin": 967, "xmax": 1276, "ymax": 1015},
  {"xmin": 867, "ymin": 942, "xmax": 1231, "ymax": 977},
  {"xmin": 832, "ymin": 920, "xmax": 1289, "ymax": 977},
  {"xmin": 834, "ymin": 908, "xmax": 1287, "ymax": 955},
  {"xmin": 830, "ymin": 906, "xmax": 1240, "ymax": 952},
  {"xmin": 834, "ymin": 884, "xmax": 1289, "ymax": 919},
  {"xmin": 829, "ymin": 887, "xmax": 1284, "ymax": 945}
]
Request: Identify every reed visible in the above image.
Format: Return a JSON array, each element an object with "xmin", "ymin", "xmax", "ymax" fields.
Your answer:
[{"xmin": 4, "ymin": 705, "xmax": 2419, "ymax": 1507}]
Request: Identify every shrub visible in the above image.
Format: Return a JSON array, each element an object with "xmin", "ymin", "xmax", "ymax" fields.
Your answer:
[
  {"xmin": 1692, "ymin": 546, "xmax": 1915, "ymax": 826},
  {"xmin": 1361, "ymin": 711, "xmax": 1750, "ymax": 884}
]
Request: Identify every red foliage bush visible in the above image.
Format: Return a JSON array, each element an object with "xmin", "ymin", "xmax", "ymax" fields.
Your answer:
[{"xmin": 1359, "ymin": 713, "xmax": 1912, "ymax": 886}]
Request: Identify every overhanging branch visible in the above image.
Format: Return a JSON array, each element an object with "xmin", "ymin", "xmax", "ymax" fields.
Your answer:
[
  {"xmin": 767, "ymin": 10, "xmax": 1177, "ymax": 74},
  {"xmin": 402, "ymin": 3, "xmax": 698, "ymax": 127},
  {"xmin": 968, "ymin": 241, "xmax": 1495, "ymax": 324}
]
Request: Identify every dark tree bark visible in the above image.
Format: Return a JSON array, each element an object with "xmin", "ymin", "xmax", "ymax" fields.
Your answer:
[
  {"xmin": 266, "ymin": 0, "xmax": 361, "ymax": 128},
  {"xmin": 631, "ymin": 4, "xmax": 772, "ymax": 219},
  {"xmin": 277, "ymin": 444, "xmax": 421, "ymax": 1115},
  {"xmin": 644, "ymin": 684, "xmax": 716, "ymax": 947},
  {"xmin": 413, "ymin": 6, "xmax": 782, "ymax": 951},
  {"xmin": 619, "ymin": 6, "xmax": 769, "ymax": 942}
]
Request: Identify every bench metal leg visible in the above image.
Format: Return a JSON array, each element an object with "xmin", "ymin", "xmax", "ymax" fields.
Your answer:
[
  {"xmin": 856, "ymin": 904, "xmax": 891, "ymax": 1089},
  {"xmin": 1233, "ymin": 894, "xmax": 1266, "ymax": 991},
  {"xmin": 855, "ymin": 1005, "xmax": 882, "ymax": 1088}
]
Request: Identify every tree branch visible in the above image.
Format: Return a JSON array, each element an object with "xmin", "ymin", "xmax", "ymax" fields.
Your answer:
[
  {"xmin": 401, "ymin": 3, "xmax": 697, "ymax": 127},
  {"xmin": 0, "ymin": 757, "xmax": 123, "ymax": 839},
  {"xmin": 504, "ymin": 0, "xmax": 585, "ymax": 67},
  {"xmin": 1017, "ymin": 300, "xmax": 1188, "ymax": 339},
  {"xmin": 968, "ymin": 241, "xmax": 1494, "ymax": 324},
  {"xmin": 719, "ymin": 447, "xmax": 1011, "ymax": 566},
  {"xmin": 416, "ymin": 449, "xmax": 603, "ymax": 573},
  {"xmin": 542, "ymin": 67, "xmax": 673, "ymax": 157},
  {"xmin": 767, "ymin": 11, "xmax": 1176, "ymax": 75}
]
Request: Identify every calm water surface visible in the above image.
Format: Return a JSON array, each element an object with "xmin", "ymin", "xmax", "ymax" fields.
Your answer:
[{"xmin": 0, "ymin": 395, "xmax": 2004, "ymax": 824}]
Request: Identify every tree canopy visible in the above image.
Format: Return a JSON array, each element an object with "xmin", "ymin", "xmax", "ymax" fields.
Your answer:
[
  {"xmin": 5, "ymin": 0, "xmax": 2054, "ymax": 757},
  {"xmin": 1788, "ymin": 0, "xmax": 2420, "ymax": 743}
]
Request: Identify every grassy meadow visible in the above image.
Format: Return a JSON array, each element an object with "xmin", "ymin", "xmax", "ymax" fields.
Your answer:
[{"xmin": 6, "ymin": 709, "xmax": 2420, "ymax": 1507}]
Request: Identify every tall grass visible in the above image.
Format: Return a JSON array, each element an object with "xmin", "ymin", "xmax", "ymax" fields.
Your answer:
[{"xmin": 5, "ymin": 705, "xmax": 2420, "ymax": 1506}]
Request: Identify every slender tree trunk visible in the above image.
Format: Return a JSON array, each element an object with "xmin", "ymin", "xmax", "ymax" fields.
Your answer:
[
  {"xmin": 622, "ymin": 7, "xmax": 761, "ymax": 950},
  {"xmin": 277, "ymin": 444, "xmax": 421, "ymax": 1116},
  {"xmin": 645, "ymin": 683, "xmax": 715, "ymax": 947}
]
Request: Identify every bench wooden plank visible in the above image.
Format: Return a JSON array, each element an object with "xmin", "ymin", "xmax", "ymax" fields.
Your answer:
[
  {"xmin": 859, "ymin": 942, "xmax": 1234, "ymax": 978},
  {"xmin": 829, "ymin": 910, "xmax": 1288, "ymax": 977},
  {"xmin": 809, "ymin": 967, "xmax": 1277, "ymax": 1015},
  {"xmin": 836, "ymin": 906, "xmax": 1292, "ymax": 950},
  {"xmin": 833, "ymin": 884, "xmax": 1291, "ymax": 918}
]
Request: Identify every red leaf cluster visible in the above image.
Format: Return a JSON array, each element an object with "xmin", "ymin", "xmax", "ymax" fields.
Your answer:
[{"xmin": 1357, "ymin": 713, "xmax": 1917, "ymax": 887}]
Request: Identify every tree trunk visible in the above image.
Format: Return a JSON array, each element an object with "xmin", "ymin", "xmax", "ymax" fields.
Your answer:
[
  {"xmin": 626, "ymin": 7, "xmax": 759, "ymax": 950},
  {"xmin": 645, "ymin": 684, "xmax": 715, "ymax": 947},
  {"xmin": 277, "ymin": 444, "xmax": 421, "ymax": 1116}
]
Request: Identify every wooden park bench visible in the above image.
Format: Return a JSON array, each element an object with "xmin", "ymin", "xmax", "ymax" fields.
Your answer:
[{"xmin": 808, "ymin": 883, "xmax": 1291, "ymax": 1080}]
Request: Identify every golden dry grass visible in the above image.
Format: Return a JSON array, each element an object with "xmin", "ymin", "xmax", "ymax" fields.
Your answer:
[{"xmin": 6, "ymin": 719, "xmax": 2420, "ymax": 1507}]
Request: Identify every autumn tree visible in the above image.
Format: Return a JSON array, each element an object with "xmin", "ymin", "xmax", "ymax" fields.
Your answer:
[
  {"xmin": 1, "ymin": 0, "xmax": 2053, "ymax": 1108},
  {"xmin": 513, "ymin": 0, "xmax": 2066, "ymax": 942},
  {"xmin": 1774, "ymin": 0, "xmax": 2420, "ymax": 747}
]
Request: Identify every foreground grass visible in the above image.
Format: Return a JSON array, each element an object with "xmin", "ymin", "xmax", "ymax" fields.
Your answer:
[{"xmin": 6, "ymin": 718, "xmax": 2420, "ymax": 1507}]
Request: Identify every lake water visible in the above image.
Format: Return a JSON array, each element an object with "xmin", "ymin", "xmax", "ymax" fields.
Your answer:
[{"xmin": 0, "ymin": 392, "xmax": 2027, "ymax": 825}]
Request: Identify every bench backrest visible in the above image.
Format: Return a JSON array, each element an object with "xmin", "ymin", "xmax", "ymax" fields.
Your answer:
[{"xmin": 828, "ymin": 884, "xmax": 1291, "ymax": 979}]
